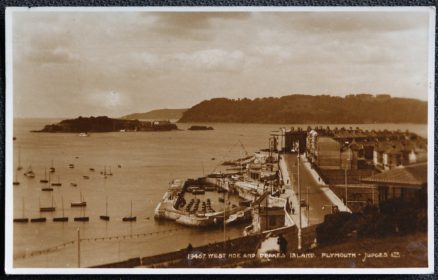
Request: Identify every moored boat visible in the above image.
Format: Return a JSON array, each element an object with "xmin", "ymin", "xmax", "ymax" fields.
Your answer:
[
  {"xmin": 71, "ymin": 191, "xmax": 86, "ymax": 207},
  {"xmin": 122, "ymin": 200, "xmax": 136, "ymax": 222}
]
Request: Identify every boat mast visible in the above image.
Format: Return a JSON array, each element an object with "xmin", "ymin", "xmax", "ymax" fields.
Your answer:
[
  {"xmin": 22, "ymin": 197, "xmax": 25, "ymax": 218},
  {"xmin": 130, "ymin": 200, "xmax": 133, "ymax": 217},
  {"xmin": 106, "ymin": 196, "xmax": 108, "ymax": 216},
  {"xmin": 61, "ymin": 196, "xmax": 64, "ymax": 217}
]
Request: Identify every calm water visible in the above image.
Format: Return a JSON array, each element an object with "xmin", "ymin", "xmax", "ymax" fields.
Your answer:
[{"xmin": 11, "ymin": 119, "xmax": 427, "ymax": 267}]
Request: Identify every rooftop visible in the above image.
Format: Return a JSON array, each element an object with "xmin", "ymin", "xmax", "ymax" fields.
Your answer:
[{"xmin": 360, "ymin": 162, "xmax": 427, "ymax": 187}]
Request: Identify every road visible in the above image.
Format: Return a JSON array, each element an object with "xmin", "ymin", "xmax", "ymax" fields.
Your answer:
[{"xmin": 284, "ymin": 153, "xmax": 333, "ymax": 225}]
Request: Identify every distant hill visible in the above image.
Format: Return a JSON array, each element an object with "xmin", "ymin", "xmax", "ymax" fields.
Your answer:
[
  {"xmin": 123, "ymin": 109, "xmax": 187, "ymax": 120},
  {"xmin": 178, "ymin": 94, "xmax": 427, "ymax": 124}
]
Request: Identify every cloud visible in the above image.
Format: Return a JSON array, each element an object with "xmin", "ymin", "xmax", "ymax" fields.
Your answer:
[
  {"xmin": 285, "ymin": 11, "xmax": 429, "ymax": 34},
  {"xmin": 174, "ymin": 49, "xmax": 245, "ymax": 72},
  {"xmin": 10, "ymin": 10, "xmax": 431, "ymax": 118},
  {"xmin": 25, "ymin": 47, "xmax": 80, "ymax": 64},
  {"xmin": 150, "ymin": 12, "xmax": 250, "ymax": 40}
]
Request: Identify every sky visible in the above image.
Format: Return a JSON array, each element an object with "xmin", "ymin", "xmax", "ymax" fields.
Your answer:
[{"xmin": 11, "ymin": 9, "xmax": 432, "ymax": 118}]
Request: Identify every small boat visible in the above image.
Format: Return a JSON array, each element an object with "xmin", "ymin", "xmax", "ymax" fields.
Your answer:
[
  {"xmin": 40, "ymin": 194, "xmax": 56, "ymax": 212},
  {"xmin": 51, "ymin": 176, "xmax": 62, "ymax": 187},
  {"xmin": 24, "ymin": 166, "xmax": 35, "ymax": 178},
  {"xmin": 99, "ymin": 196, "xmax": 110, "ymax": 221},
  {"xmin": 71, "ymin": 201, "xmax": 86, "ymax": 207},
  {"xmin": 53, "ymin": 197, "xmax": 68, "ymax": 222},
  {"xmin": 74, "ymin": 206, "xmax": 89, "ymax": 222},
  {"xmin": 69, "ymin": 164, "xmax": 75, "ymax": 169},
  {"xmin": 102, "ymin": 166, "xmax": 109, "ymax": 178},
  {"xmin": 41, "ymin": 187, "xmax": 53, "ymax": 192},
  {"xmin": 17, "ymin": 146, "xmax": 23, "ymax": 171},
  {"xmin": 78, "ymin": 132, "xmax": 89, "ymax": 137},
  {"xmin": 30, "ymin": 217, "xmax": 46, "ymax": 223},
  {"xmin": 70, "ymin": 183, "xmax": 78, "ymax": 187},
  {"xmin": 49, "ymin": 160, "xmax": 55, "ymax": 173},
  {"xmin": 40, "ymin": 168, "xmax": 49, "ymax": 183},
  {"xmin": 89, "ymin": 168, "xmax": 95, "ymax": 172},
  {"xmin": 218, "ymin": 197, "xmax": 225, "ymax": 203},
  {"xmin": 13, "ymin": 164, "xmax": 21, "ymax": 185},
  {"xmin": 192, "ymin": 189, "xmax": 205, "ymax": 195},
  {"xmin": 71, "ymin": 191, "xmax": 87, "ymax": 207},
  {"xmin": 74, "ymin": 216, "xmax": 89, "ymax": 222},
  {"xmin": 122, "ymin": 200, "xmax": 136, "ymax": 222},
  {"xmin": 204, "ymin": 185, "xmax": 216, "ymax": 191},
  {"xmin": 117, "ymin": 165, "xmax": 122, "ymax": 168},
  {"xmin": 14, "ymin": 198, "xmax": 29, "ymax": 223},
  {"xmin": 83, "ymin": 176, "xmax": 90, "ymax": 180}
]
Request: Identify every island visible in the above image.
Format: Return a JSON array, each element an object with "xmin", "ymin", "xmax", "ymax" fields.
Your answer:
[
  {"xmin": 34, "ymin": 116, "xmax": 178, "ymax": 133},
  {"xmin": 188, "ymin": 125, "xmax": 214, "ymax": 131},
  {"xmin": 178, "ymin": 94, "xmax": 427, "ymax": 124}
]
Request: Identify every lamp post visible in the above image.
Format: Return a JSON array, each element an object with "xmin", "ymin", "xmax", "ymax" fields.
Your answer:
[
  {"xmin": 77, "ymin": 228, "xmax": 81, "ymax": 268},
  {"xmin": 297, "ymin": 145, "xmax": 302, "ymax": 251},
  {"xmin": 306, "ymin": 185, "xmax": 310, "ymax": 226},
  {"xmin": 344, "ymin": 156, "xmax": 350, "ymax": 208}
]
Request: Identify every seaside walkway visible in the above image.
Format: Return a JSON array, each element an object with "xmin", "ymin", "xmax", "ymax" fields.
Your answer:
[
  {"xmin": 283, "ymin": 153, "xmax": 338, "ymax": 225},
  {"xmin": 278, "ymin": 156, "xmax": 308, "ymax": 228}
]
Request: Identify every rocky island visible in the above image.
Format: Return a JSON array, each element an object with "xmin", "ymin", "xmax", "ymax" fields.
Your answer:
[
  {"xmin": 188, "ymin": 125, "xmax": 214, "ymax": 131},
  {"xmin": 34, "ymin": 116, "xmax": 178, "ymax": 133}
]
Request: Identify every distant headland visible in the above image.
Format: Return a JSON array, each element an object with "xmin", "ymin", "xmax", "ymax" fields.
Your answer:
[
  {"xmin": 122, "ymin": 109, "xmax": 187, "ymax": 120},
  {"xmin": 34, "ymin": 116, "xmax": 178, "ymax": 133},
  {"xmin": 178, "ymin": 94, "xmax": 427, "ymax": 124}
]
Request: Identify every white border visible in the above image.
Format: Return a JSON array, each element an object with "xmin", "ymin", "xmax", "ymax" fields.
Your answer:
[{"xmin": 4, "ymin": 6, "xmax": 435, "ymax": 275}]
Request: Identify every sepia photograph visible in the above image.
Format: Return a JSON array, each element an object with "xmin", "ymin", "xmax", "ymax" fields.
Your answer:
[{"xmin": 5, "ymin": 6, "xmax": 435, "ymax": 274}]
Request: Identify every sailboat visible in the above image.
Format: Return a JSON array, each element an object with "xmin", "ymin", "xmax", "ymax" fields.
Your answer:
[
  {"xmin": 53, "ymin": 196, "xmax": 68, "ymax": 222},
  {"xmin": 40, "ymin": 168, "xmax": 49, "ymax": 183},
  {"xmin": 31, "ymin": 199, "xmax": 47, "ymax": 222},
  {"xmin": 41, "ymin": 171, "xmax": 53, "ymax": 191},
  {"xmin": 99, "ymin": 196, "xmax": 110, "ymax": 221},
  {"xmin": 108, "ymin": 167, "xmax": 113, "ymax": 176},
  {"xmin": 14, "ymin": 198, "xmax": 29, "ymax": 223},
  {"xmin": 40, "ymin": 193, "xmax": 56, "ymax": 212},
  {"xmin": 17, "ymin": 146, "xmax": 23, "ymax": 171},
  {"xmin": 102, "ymin": 166, "xmax": 108, "ymax": 179},
  {"xmin": 122, "ymin": 200, "xmax": 136, "ymax": 222},
  {"xmin": 51, "ymin": 176, "xmax": 62, "ymax": 187},
  {"xmin": 13, "ymin": 172, "xmax": 20, "ymax": 186},
  {"xmin": 24, "ymin": 165, "xmax": 35, "ymax": 178},
  {"xmin": 49, "ymin": 160, "xmax": 55, "ymax": 173},
  {"xmin": 74, "ymin": 206, "xmax": 89, "ymax": 222},
  {"xmin": 71, "ymin": 191, "xmax": 86, "ymax": 207}
]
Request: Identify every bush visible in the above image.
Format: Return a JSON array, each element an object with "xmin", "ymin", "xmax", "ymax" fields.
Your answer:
[{"xmin": 316, "ymin": 212, "xmax": 356, "ymax": 245}]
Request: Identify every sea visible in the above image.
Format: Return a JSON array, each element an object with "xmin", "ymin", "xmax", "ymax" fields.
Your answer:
[{"xmin": 11, "ymin": 119, "xmax": 428, "ymax": 268}]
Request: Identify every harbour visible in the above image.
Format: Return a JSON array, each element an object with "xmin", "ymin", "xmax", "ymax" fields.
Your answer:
[{"xmin": 12, "ymin": 118, "xmax": 427, "ymax": 267}]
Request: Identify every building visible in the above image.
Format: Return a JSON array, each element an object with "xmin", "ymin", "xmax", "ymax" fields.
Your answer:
[
  {"xmin": 284, "ymin": 127, "xmax": 307, "ymax": 154},
  {"xmin": 373, "ymin": 139, "xmax": 427, "ymax": 171},
  {"xmin": 360, "ymin": 162, "xmax": 427, "ymax": 206}
]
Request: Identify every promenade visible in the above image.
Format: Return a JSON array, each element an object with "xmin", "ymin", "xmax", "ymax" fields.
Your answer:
[{"xmin": 283, "ymin": 153, "xmax": 341, "ymax": 225}]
